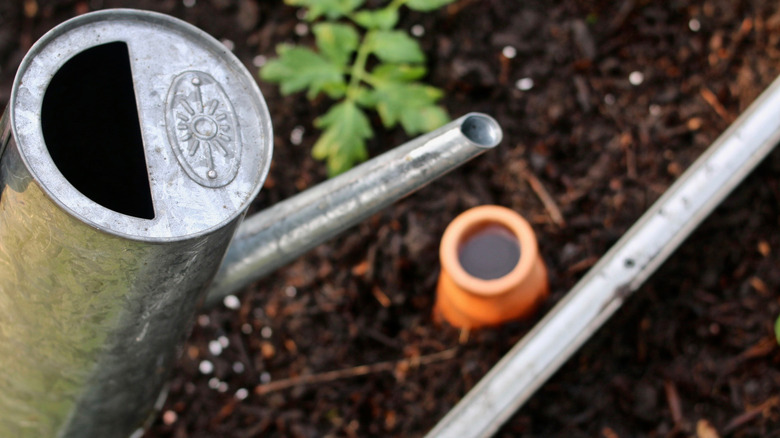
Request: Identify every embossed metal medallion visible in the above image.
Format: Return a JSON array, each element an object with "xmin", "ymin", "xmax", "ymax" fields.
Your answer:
[{"xmin": 165, "ymin": 71, "xmax": 241, "ymax": 187}]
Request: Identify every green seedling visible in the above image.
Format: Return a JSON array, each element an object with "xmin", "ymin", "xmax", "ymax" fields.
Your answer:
[{"xmin": 261, "ymin": 0, "xmax": 455, "ymax": 175}]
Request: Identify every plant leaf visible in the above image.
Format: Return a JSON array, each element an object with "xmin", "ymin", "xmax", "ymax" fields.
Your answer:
[
  {"xmin": 368, "ymin": 30, "xmax": 425, "ymax": 64},
  {"xmin": 400, "ymin": 105, "xmax": 450, "ymax": 134},
  {"xmin": 775, "ymin": 314, "xmax": 780, "ymax": 345},
  {"xmin": 370, "ymin": 64, "xmax": 427, "ymax": 82},
  {"xmin": 313, "ymin": 101, "xmax": 373, "ymax": 175},
  {"xmin": 313, "ymin": 22, "xmax": 359, "ymax": 67},
  {"xmin": 353, "ymin": 86, "xmax": 377, "ymax": 108},
  {"xmin": 322, "ymin": 82, "xmax": 348, "ymax": 99},
  {"xmin": 260, "ymin": 45, "xmax": 344, "ymax": 99},
  {"xmin": 370, "ymin": 81, "xmax": 443, "ymax": 127},
  {"xmin": 285, "ymin": 0, "xmax": 365, "ymax": 20},
  {"xmin": 352, "ymin": 7, "xmax": 399, "ymax": 30},
  {"xmin": 405, "ymin": 0, "xmax": 457, "ymax": 11}
]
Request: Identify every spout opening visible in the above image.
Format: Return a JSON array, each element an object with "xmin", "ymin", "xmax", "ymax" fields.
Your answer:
[{"xmin": 460, "ymin": 114, "xmax": 502, "ymax": 148}]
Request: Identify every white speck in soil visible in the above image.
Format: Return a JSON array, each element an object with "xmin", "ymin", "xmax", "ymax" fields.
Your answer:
[
  {"xmin": 689, "ymin": 18, "xmax": 701, "ymax": 32},
  {"xmin": 649, "ymin": 104, "xmax": 661, "ymax": 116},
  {"xmin": 260, "ymin": 372, "xmax": 271, "ymax": 384},
  {"xmin": 221, "ymin": 39, "xmax": 235, "ymax": 52},
  {"xmin": 261, "ymin": 326, "xmax": 273, "ymax": 338},
  {"xmin": 235, "ymin": 388, "xmax": 249, "ymax": 400},
  {"xmin": 233, "ymin": 362, "xmax": 245, "ymax": 373},
  {"xmin": 295, "ymin": 23, "xmax": 309, "ymax": 36},
  {"xmin": 285, "ymin": 286, "xmax": 298, "ymax": 298},
  {"xmin": 182, "ymin": 0, "xmax": 195, "ymax": 7},
  {"xmin": 218, "ymin": 335, "xmax": 230, "ymax": 348},
  {"xmin": 241, "ymin": 323, "xmax": 253, "ymax": 334},
  {"xmin": 199, "ymin": 360, "xmax": 214, "ymax": 375},
  {"xmin": 252, "ymin": 55, "xmax": 267, "ymax": 67},
  {"xmin": 162, "ymin": 410, "xmax": 177, "ymax": 425},
  {"xmin": 208, "ymin": 377, "xmax": 220, "ymax": 389},
  {"xmin": 223, "ymin": 294, "xmax": 241, "ymax": 310},
  {"xmin": 218, "ymin": 381, "xmax": 229, "ymax": 393},
  {"xmin": 629, "ymin": 71, "xmax": 644, "ymax": 86},
  {"xmin": 290, "ymin": 126, "xmax": 305, "ymax": 145},
  {"xmin": 208, "ymin": 340, "xmax": 223, "ymax": 356},
  {"xmin": 197, "ymin": 314, "xmax": 210, "ymax": 327},
  {"xmin": 516, "ymin": 77, "xmax": 534, "ymax": 91},
  {"xmin": 604, "ymin": 94, "xmax": 616, "ymax": 105},
  {"xmin": 411, "ymin": 24, "xmax": 425, "ymax": 37},
  {"xmin": 502, "ymin": 46, "xmax": 517, "ymax": 59}
]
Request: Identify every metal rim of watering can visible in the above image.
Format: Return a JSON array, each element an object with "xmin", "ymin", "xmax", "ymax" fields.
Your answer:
[{"xmin": 10, "ymin": 8, "xmax": 273, "ymax": 242}]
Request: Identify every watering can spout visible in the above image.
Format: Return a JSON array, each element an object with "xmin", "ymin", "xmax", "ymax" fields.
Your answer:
[{"xmin": 206, "ymin": 112, "xmax": 502, "ymax": 306}]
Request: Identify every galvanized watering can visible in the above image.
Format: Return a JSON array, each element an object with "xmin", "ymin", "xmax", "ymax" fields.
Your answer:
[{"xmin": 0, "ymin": 9, "xmax": 501, "ymax": 438}]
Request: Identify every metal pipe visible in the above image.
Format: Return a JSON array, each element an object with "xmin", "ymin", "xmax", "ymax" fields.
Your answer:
[
  {"xmin": 426, "ymin": 76, "xmax": 780, "ymax": 438},
  {"xmin": 205, "ymin": 113, "xmax": 502, "ymax": 306}
]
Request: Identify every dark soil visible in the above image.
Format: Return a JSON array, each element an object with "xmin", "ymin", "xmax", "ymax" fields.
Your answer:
[{"xmin": 2, "ymin": 0, "xmax": 779, "ymax": 436}]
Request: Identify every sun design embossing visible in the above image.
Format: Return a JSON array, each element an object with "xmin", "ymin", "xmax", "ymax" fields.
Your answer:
[{"xmin": 175, "ymin": 77, "xmax": 233, "ymax": 180}]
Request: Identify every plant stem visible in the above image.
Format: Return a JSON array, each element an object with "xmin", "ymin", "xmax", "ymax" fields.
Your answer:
[
  {"xmin": 346, "ymin": 30, "xmax": 374, "ymax": 101},
  {"xmin": 345, "ymin": 0, "xmax": 409, "ymax": 101}
]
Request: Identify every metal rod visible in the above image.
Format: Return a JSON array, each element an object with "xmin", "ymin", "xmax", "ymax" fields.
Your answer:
[
  {"xmin": 426, "ymin": 76, "xmax": 780, "ymax": 438},
  {"xmin": 204, "ymin": 113, "xmax": 502, "ymax": 306}
]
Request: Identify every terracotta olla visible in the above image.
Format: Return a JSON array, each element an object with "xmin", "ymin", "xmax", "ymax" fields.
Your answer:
[{"xmin": 434, "ymin": 205, "xmax": 549, "ymax": 328}]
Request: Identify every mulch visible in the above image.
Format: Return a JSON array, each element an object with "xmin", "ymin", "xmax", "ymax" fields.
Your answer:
[{"xmin": 0, "ymin": 0, "xmax": 778, "ymax": 436}]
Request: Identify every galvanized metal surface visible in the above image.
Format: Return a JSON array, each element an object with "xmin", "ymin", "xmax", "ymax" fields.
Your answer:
[
  {"xmin": 12, "ymin": 10, "xmax": 272, "ymax": 239},
  {"xmin": 205, "ymin": 113, "xmax": 502, "ymax": 306},
  {"xmin": 0, "ymin": 10, "xmax": 271, "ymax": 438},
  {"xmin": 425, "ymin": 75, "xmax": 780, "ymax": 438}
]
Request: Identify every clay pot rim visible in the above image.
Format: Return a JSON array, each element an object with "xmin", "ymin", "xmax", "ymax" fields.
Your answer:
[{"xmin": 440, "ymin": 205, "xmax": 538, "ymax": 297}]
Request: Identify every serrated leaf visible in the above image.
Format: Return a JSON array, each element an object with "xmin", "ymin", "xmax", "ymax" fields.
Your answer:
[
  {"xmin": 405, "ymin": 0, "xmax": 457, "ymax": 11},
  {"xmin": 313, "ymin": 101, "xmax": 373, "ymax": 175},
  {"xmin": 352, "ymin": 7, "xmax": 399, "ymax": 30},
  {"xmin": 286, "ymin": 0, "xmax": 365, "ymax": 20},
  {"xmin": 368, "ymin": 30, "xmax": 425, "ymax": 64},
  {"xmin": 313, "ymin": 22, "xmax": 359, "ymax": 67},
  {"xmin": 399, "ymin": 105, "xmax": 450, "ymax": 134},
  {"xmin": 260, "ymin": 45, "xmax": 344, "ymax": 99},
  {"xmin": 370, "ymin": 64, "xmax": 427, "ymax": 82},
  {"xmin": 371, "ymin": 81, "xmax": 443, "ymax": 127}
]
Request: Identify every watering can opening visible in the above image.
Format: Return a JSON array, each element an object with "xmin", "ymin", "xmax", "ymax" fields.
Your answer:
[
  {"xmin": 41, "ymin": 41, "xmax": 154, "ymax": 220},
  {"xmin": 9, "ymin": 8, "xmax": 273, "ymax": 241}
]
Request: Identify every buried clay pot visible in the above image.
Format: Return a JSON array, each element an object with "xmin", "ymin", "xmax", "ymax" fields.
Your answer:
[{"xmin": 434, "ymin": 205, "xmax": 549, "ymax": 328}]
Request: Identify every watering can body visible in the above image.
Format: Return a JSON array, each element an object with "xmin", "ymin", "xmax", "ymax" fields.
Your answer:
[{"xmin": 0, "ymin": 10, "xmax": 272, "ymax": 437}]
